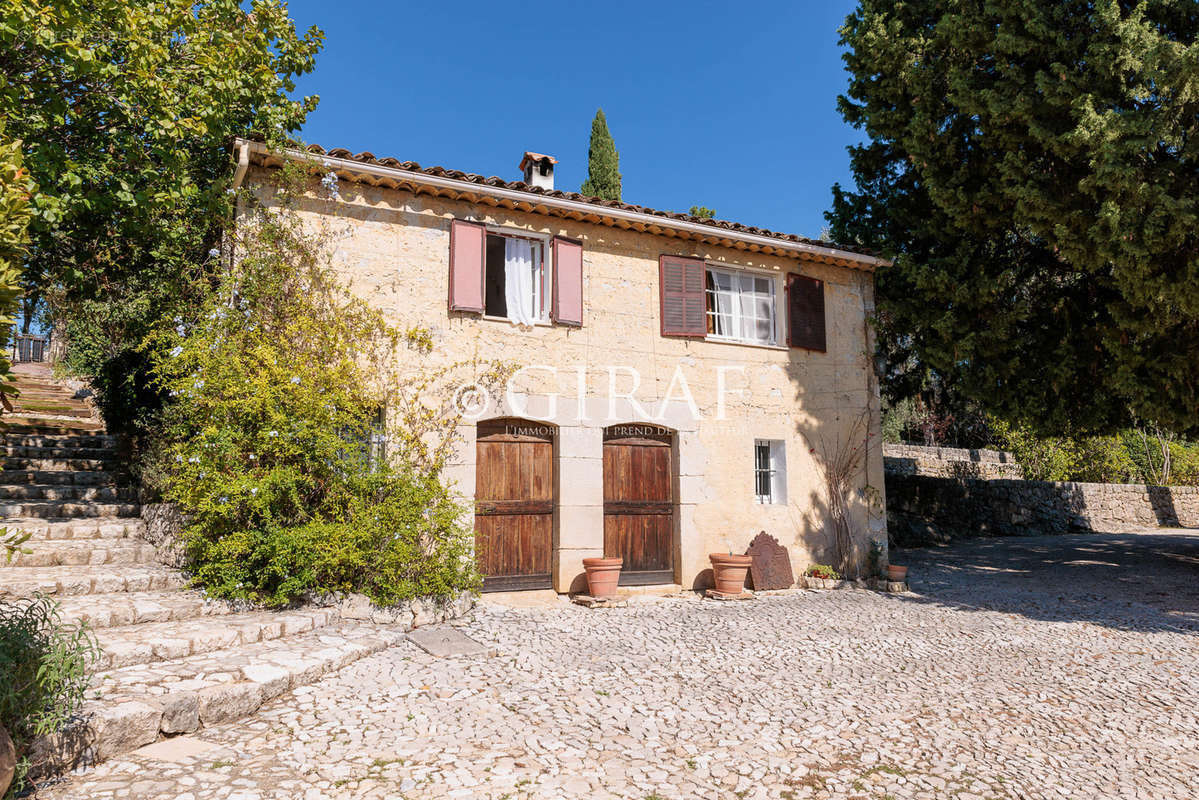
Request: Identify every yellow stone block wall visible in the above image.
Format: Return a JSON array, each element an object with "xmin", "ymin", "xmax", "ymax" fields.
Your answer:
[{"xmin": 246, "ymin": 168, "xmax": 888, "ymax": 592}]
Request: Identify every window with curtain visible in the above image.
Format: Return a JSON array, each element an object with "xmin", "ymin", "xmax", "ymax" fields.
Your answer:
[
  {"xmin": 705, "ymin": 268, "xmax": 777, "ymax": 345},
  {"xmin": 483, "ymin": 233, "xmax": 546, "ymax": 325}
]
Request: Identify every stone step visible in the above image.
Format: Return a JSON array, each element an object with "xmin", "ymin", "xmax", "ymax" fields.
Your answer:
[
  {"xmin": 2, "ymin": 418, "xmax": 106, "ymax": 434},
  {"xmin": 93, "ymin": 607, "xmax": 339, "ymax": 670},
  {"xmin": 4, "ymin": 538, "xmax": 159, "ymax": 568},
  {"xmin": 0, "ymin": 484, "xmax": 136, "ymax": 502},
  {"xmin": 6, "ymin": 517, "xmax": 144, "ymax": 541},
  {"xmin": 2, "ymin": 445, "xmax": 116, "ymax": 460},
  {"xmin": 11, "ymin": 390, "xmax": 88, "ymax": 403},
  {"xmin": 0, "ymin": 564, "xmax": 184, "ymax": 597},
  {"xmin": 1, "ymin": 434, "xmax": 118, "ymax": 448},
  {"xmin": 0, "ymin": 469, "xmax": 124, "ymax": 486},
  {"xmin": 10, "ymin": 390, "xmax": 86, "ymax": 403},
  {"xmin": 2, "ymin": 457, "xmax": 114, "ymax": 471},
  {"xmin": 54, "ymin": 590, "xmax": 237, "ymax": 631},
  {"xmin": 10, "ymin": 404, "xmax": 92, "ymax": 418},
  {"xmin": 0, "ymin": 500, "xmax": 139, "ymax": 518},
  {"xmin": 68, "ymin": 624, "xmax": 405, "ymax": 761}
]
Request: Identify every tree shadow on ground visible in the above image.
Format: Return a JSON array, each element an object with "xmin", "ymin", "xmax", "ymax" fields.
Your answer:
[{"xmin": 891, "ymin": 529, "xmax": 1199, "ymax": 634}]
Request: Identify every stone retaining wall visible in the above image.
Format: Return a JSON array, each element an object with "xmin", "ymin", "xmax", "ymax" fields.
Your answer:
[
  {"xmin": 141, "ymin": 502, "xmax": 188, "ymax": 568},
  {"xmin": 887, "ymin": 473, "xmax": 1199, "ymax": 545},
  {"xmin": 883, "ymin": 443, "xmax": 1022, "ymax": 479}
]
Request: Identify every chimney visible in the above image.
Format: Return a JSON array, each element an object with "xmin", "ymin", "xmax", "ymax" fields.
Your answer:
[{"xmin": 519, "ymin": 152, "xmax": 557, "ymax": 191}]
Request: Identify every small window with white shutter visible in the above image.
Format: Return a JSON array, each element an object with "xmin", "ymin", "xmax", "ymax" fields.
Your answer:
[{"xmin": 754, "ymin": 439, "xmax": 787, "ymax": 504}]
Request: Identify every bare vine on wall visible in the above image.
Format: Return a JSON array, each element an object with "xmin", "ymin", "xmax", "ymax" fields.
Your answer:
[
  {"xmin": 806, "ymin": 409, "xmax": 873, "ymax": 579},
  {"xmin": 384, "ymin": 331, "xmax": 515, "ymax": 475}
]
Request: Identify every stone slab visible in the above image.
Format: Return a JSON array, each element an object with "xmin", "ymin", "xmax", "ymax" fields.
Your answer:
[
  {"xmin": 405, "ymin": 626, "xmax": 490, "ymax": 658},
  {"xmin": 572, "ymin": 594, "xmax": 628, "ymax": 609},
  {"xmin": 132, "ymin": 736, "xmax": 219, "ymax": 762},
  {"xmin": 704, "ymin": 589, "xmax": 755, "ymax": 601}
]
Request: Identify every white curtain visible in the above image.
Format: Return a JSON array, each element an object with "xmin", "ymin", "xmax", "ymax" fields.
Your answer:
[
  {"xmin": 504, "ymin": 238, "xmax": 537, "ymax": 326},
  {"xmin": 710, "ymin": 271, "xmax": 737, "ymax": 337}
]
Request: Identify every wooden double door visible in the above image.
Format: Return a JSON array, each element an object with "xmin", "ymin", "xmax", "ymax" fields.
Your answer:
[
  {"xmin": 603, "ymin": 425, "xmax": 675, "ymax": 585},
  {"xmin": 474, "ymin": 420, "xmax": 554, "ymax": 591}
]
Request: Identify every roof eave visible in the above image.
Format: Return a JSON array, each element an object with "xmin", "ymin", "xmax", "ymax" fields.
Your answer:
[{"xmin": 238, "ymin": 138, "xmax": 890, "ymax": 270}]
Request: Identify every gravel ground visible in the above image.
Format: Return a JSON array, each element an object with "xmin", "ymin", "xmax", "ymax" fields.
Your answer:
[{"xmin": 36, "ymin": 530, "xmax": 1199, "ymax": 800}]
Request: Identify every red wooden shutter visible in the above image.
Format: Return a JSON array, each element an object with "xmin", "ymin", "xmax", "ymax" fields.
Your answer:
[
  {"xmin": 786, "ymin": 273, "xmax": 826, "ymax": 352},
  {"xmin": 659, "ymin": 256, "xmax": 707, "ymax": 337},
  {"xmin": 448, "ymin": 219, "xmax": 485, "ymax": 313},
  {"xmin": 551, "ymin": 237, "xmax": 583, "ymax": 326}
]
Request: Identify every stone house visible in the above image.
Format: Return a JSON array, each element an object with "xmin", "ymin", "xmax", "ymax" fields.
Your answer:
[{"xmin": 232, "ymin": 137, "xmax": 890, "ymax": 594}]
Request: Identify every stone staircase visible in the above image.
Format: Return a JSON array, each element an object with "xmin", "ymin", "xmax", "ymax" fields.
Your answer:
[{"xmin": 0, "ymin": 366, "xmax": 423, "ymax": 768}]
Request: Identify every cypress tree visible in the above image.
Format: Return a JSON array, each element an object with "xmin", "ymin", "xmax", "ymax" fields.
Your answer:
[{"xmin": 580, "ymin": 109, "xmax": 622, "ymax": 201}]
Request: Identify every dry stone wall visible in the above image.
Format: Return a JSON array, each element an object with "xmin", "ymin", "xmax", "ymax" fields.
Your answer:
[
  {"xmin": 886, "ymin": 473, "xmax": 1199, "ymax": 545},
  {"xmin": 140, "ymin": 502, "xmax": 188, "ymax": 568},
  {"xmin": 883, "ymin": 443, "xmax": 1022, "ymax": 479}
]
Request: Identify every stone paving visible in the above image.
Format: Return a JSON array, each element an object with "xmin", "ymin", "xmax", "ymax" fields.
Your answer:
[{"xmin": 36, "ymin": 530, "xmax": 1199, "ymax": 799}]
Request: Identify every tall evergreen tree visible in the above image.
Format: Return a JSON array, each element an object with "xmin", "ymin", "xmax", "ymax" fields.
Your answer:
[
  {"xmin": 828, "ymin": 0, "xmax": 1199, "ymax": 437},
  {"xmin": 580, "ymin": 109, "xmax": 622, "ymax": 201}
]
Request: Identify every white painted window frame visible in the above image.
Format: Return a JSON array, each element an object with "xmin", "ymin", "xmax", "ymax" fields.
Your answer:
[
  {"xmin": 754, "ymin": 439, "xmax": 787, "ymax": 504},
  {"xmin": 704, "ymin": 264, "xmax": 782, "ymax": 347},
  {"xmin": 482, "ymin": 224, "xmax": 553, "ymax": 325}
]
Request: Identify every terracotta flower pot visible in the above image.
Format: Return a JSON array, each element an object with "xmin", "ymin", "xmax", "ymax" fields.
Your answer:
[
  {"xmin": 887, "ymin": 564, "xmax": 908, "ymax": 582},
  {"xmin": 582, "ymin": 557, "xmax": 623, "ymax": 598},
  {"xmin": 709, "ymin": 553, "xmax": 753, "ymax": 594}
]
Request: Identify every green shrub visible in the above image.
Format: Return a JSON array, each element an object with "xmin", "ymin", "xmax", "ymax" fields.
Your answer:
[
  {"xmin": 147, "ymin": 186, "xmax": 498, "ymax": 607},
  {"xmin": 185, "ymin": 469, "xmax": 477, "ymax": 608},
  {"xmin": 804, "ymin": 564, "xmax": 840, "ymax": 580},
  {"xmin": 990, "ymin": 418, "xmax": 1137, "ymax": 483},
  {"xmin": 1167, "ymin": 442, "xmax": 1199, "ymax": 486},
  {"xmin": 0, "ymin": 596, "xmax": 98, "ymax": 798}
]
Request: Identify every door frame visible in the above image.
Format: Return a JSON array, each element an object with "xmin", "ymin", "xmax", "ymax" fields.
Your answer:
[
  {"xmin": 602, "ymin": 423, "xmax": 679, "ymax": 586},
  {"xmin": 474, "ymin": 417, "xmax": 558, "ymax": 592}
]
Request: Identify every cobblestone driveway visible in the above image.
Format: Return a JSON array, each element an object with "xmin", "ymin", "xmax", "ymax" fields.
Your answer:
[{"xmin": 39, "ymin": 531, "xmax": 1199, "ymax": 800}]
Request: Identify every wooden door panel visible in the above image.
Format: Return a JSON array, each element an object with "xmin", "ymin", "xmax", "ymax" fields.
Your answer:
[
  {"xmin": 475, "ymin": 423, "xmax": 554, "ymax": 590},
  {"xmin": 603, "ymin": 429, "xmax": 674, "ymax": 583},
  {"xmin": 476, "ymin": 514, "xmax": 552, "ymax": 577},
  {"xmin": 604, "ymin": 513, "xmax": 672, "ymax": 573},
  {"xmin": 604, "ymin": 443, "xmax": 671, "ymax": 503}
]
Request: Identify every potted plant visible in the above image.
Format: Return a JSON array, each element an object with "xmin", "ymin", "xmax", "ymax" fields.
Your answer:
[
  {"xmin": 887, "ymin": 564, "xmax": 908, "ymax": 582},
  {"xmin": 709, "ymin": 550, "xmax": 753, "ymax": 594},
  {"xmin": 582, "ymin": 557, "xmax": 623, "ymax": 598},
  {"xmin": 802, "ymin": 564, "xmax": 841, "ymax": 589}
]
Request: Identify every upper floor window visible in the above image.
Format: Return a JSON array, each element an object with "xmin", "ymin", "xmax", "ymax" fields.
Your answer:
[
  {"xmin": 448, "ymin": 220, "xmax": 584, "ymax": 327},
  {"xmin": 484, "ymin": 232, "xmax": 547, "ymax": 325},
  {"xmin": 705, "ymin": 268, "xmax": 777, "ymax": 346},
  {"xmin": 660, "ymin": 255, "xmax": 789, "ymax": 347}
]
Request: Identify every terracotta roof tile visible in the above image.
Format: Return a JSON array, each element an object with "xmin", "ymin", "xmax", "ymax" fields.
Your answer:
[{"xmin": 275, "ymin": 140, "xmax": 881, "ymax": 261}]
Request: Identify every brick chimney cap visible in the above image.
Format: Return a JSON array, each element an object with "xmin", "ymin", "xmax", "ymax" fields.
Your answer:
[{"xmin": 519, "ymin": 152, "xmax": 558, "ymax": 171}]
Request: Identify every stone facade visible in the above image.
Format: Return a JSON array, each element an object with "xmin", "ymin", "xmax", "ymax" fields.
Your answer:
[
  {"xmin": 883, "ymin": 443, "xmax": 1022, "ymax": 479},
  {"xmin": 243, "ymin": 165, "xmax": 887, "ymax": 593},
  {"xmin": 887, "ymin": 473, "xmax": 1199, "ymax": 545}
]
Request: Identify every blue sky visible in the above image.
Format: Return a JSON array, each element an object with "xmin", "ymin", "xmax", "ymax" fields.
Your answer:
[{"xmin": 283, "ymin": 1, "xmax": 863, "ymax": 239}]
